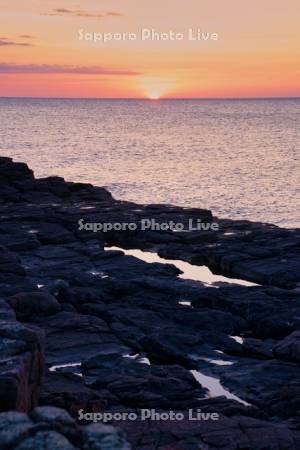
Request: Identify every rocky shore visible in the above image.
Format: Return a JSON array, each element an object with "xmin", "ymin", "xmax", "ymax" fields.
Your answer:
[{"xmin": 0, "ymin": 156, "xmax": 299, "ymax": 449}]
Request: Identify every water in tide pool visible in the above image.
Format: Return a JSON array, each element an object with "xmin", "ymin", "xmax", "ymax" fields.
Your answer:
[{"xmin": 0, "ymin": 98, "xmax": 299, "ymax": 228}]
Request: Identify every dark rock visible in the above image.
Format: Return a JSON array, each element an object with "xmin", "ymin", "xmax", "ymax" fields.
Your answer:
[
  {"xmin": 215, "ymin": 359, "xmax": 300, "ymax": 419},
  {"xmin": 82, "ymin": 353, "xmax": 207, "ymax": 409},
  {"xmin": 66, "ymin": 182, "xmax": 113, "ymax": 202},
  {"xmin": 0, "ymin": 299, "xmax": 16, "ymax": 321},
  {"xmin": 0, "ymin": 407, "xmax": 132, "ymax": 450},
  {"xmin": 30, "ymin": 223, "xmax": 75, "ymax": 245},
  {"xmin": 8, "ymin": 292, "xmax": 61, "ymax": 319},
  {"xmin": 31, "ymin": 311, "xmax": 123, "ymax": 367},
  {"xmin": 82, "ymin": 423, "xmax": 130, "ymax": 450},
  {"xmin": 39, "ymin": 371, "xmax": 110, "ymax": 415},
  {"xmin": 1, "ymin": 157, "xmax": 300, "ymax": 449},
  {"xmin": 15, "ymin": 430, "xmax": 76, "ymax": 450},
  {"xmin": 30, "ymin": 406, "xmax": 75, "ymax": 426},
  {"xmin": 0, "ymin": 234, "xmax": 40, "ymax": 252},
  {"xmin": 273, "ymin": 331, "xmax": 300, "ymax": 363},
  {"xmin": 0, "ymin": 159, "xmax": 34, "ymax": 186},
  {"xmin": 0, "ymin": 320, "xmax": 44, "ymax": 412},
  {"xmin": 35, "ymin": 177, "xmax": 71, "ymax": 198},
  {"xmin": 0, "ymin": 411, "xmax": 34, "ymax": 448},
  {"xmin": 120, "ymin": 414, "xmax": 300, "ymax": 450}
]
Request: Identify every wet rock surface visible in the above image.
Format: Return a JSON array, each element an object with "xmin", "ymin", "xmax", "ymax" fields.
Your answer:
[
  {"xmin": 0, "ymin": 407, "xmax": 130, "ymax": 449},
  {"xmin": 0, "ymin": 313, "xmax": 44, "ymax": 413},
  {"xmin": 0, "ymin": 157, "xmax": 300, "ymax": 449}
]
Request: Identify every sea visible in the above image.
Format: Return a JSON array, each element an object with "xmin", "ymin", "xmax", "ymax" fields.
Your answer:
[{"xmin": 0, "ymin": 98, "xmax": 299, "ymax": 228}]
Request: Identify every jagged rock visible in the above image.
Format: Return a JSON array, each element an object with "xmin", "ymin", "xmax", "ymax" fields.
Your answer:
[
  {"xmin": 0, "ymin": 246, "xmax": 19, "ymax": 264},
  {"xmin": 0, "ymin": 320, "xmax": 44, "ymax": 412},
  {"xmin": 39, "ymin": 371, "xmax": 110, "ymax": 415},
  {"xmin": 121, "ymin": 414, "xmax": 300, "ymax": 450},
  {"xmin": 273, "ymin": 331, "xmax": 300, "ymax": 363},
  {"xmin": 28, "ymin": 223, "xmax": 75, "ymax": 245},
  {"xmin": 35, "ymin": 177, "xmax": 71, "ymax": 198},
  {"xmin": 0, "ymin": 299, "xmax": 16, "ymax": 321},
  {"xmin": 0, "ymin": 247, "xmax": 25, "ymax": 275},
  {"xmin": 0, "ymin": 157, "xmax": 300, "ymax": 449},
  {"xmin": 66, "ymin": 182, "xmax": 113, "ymax": 202},
  {"xmin": 8, "ymin": 292, "xmax": 61, "ymax": 319},
  {"xmin": 0, "ymin": 158, "xmax": 33, "ymax": 185},
  {"xmin": 31, "ymin": 311, "xmax": 120, "ymax": 366},
  {"xmin": 214, "ymin": 359, "xmax": 300, "ymax": 418},
  {"xmin": 82, "ymin": 353, "xmax": 207, "ymax": 409},
  {"xmin": 0, "ymin": 234, "xmax": 40, "ymax": 252}
]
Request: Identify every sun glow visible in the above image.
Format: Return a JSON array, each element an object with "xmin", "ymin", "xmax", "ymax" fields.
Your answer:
[
  {"xmin": 139, "ymin": 76, "xmax": 174, "ymax": 100},
  {"xmin": 147, "ymin": 91, "xmax": 162, "ymax": 100},
  {"xmin": 148, "ymin": 93, "xmax": 160, "ymax": 100}
]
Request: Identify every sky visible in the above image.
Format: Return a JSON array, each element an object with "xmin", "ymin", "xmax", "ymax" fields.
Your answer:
[{"xmin": 0, "ymin": 0, "xmax": 299, "ymax": 98}]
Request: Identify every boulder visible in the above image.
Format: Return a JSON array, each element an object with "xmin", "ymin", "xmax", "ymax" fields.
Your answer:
[
  {"xmin": 82, "ymin": 423, "xmax": 131, "ymax": 450},
  {"xmin": 15, "ymin": 431, "xmax": 76, "ymax": 450},
  {"xmin": 0, "ymin": 411, "xmax": 34, "ymax": 448},
  {"xmin": 31, "ymin": 406, "xmax": 75, "ymax": 426},
  {"xmin": 8, "ymin": 292, "xmax": 61, "ymax": 319},
  {"xmin": 0, "ymin": 407, "xmax": 131, "ymax": 450}
]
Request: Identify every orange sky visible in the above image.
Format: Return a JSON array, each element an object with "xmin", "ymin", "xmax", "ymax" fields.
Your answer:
[{"xmin": 0, "ymin": 0, "xmax": 299, "ymax": 98}]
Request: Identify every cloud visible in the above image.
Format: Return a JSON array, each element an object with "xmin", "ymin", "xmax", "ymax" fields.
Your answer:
[
  {"xmin": 43, "ymin": 9, "xmax": 103, "ymax": 18},
  {"xmin": 0, "ymin": 63, "xmax": 139, "ymax": 76},
  {"xmin": 19, "ymin": 35, "xmax": 35, "ymax": 39},
  {"xmin": 53, "ymin": 8, "xmax": 104, "ymax": 18},
  {"xmin": 42, "ymin": 9, "xmax": 123, "ymax": 18},
  {"xmin": 54, "ymin": 9, "xmax": 72, "ymax": 13},
  {"xmin": 107, "ymin": 12, "xmax": 123, "ymax": 17},
  {"xmin": 0, "ymin": 38, "xmax": 33, "ymax": 47},
  {"xmin": 74, "ymin": 12, "xmax": 104, "ymax": 18}
]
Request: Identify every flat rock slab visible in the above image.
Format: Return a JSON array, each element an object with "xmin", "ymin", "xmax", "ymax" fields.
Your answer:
[{"xmin": 1, "ymin": 157, "xmax": 300, "ymax": 449}]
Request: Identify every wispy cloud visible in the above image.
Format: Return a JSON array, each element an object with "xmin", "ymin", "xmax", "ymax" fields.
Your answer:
[
  {"xmin": 0, "ymin": 63, "xmax": 139, "ymax": 76},
  {"xmin": 55, "ymin": 9, "xmax": 72, "ymax": 14},
  {"xmin": 54, "ymin": 8, "xmax": 103, "ymax": 18},
  {"xmin": 42, "ymin": 9, "xmax": 123, "ymax": 19},
  {"xmin": 107, "ymin": 12, "xmax": 123, "ymax": 17},
  {"xmin": 0, "ymin": 38, "xmax": 33, "ymax": 47},
  {"xmin": 19, "ymin": 35, "xmax": 35, "ymax": 39}
]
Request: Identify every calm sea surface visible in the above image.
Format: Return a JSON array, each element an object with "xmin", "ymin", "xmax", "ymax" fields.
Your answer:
[{"xmin": 0, "ymin": 98, "xmax": 299, "ymax": 227}]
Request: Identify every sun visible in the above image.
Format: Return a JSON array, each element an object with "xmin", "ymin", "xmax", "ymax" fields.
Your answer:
[
  {"xmin": 138, "ymin": 76, "xmax": 173, "ymax": 100},
  {"xmin": 147, "ymin": 91, "xmax": 162, "ymax": 100},
  {"xmin": 144, "ymin": 85, "xmax": 165, "ymax": 100}
]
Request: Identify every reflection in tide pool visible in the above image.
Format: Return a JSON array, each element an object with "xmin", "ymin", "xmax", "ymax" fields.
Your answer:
[
  {"xmin": 191, "ymin": 370, "xmax": 250, "ymax": 406},
  {"xmin": 107, "ymin": 246, "xmax": 256, "ymax": 287}
]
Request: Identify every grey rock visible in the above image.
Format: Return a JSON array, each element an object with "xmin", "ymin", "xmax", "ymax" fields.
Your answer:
[
  {"xmin": 0, "ymin": 411, "xmax": 33, "ymax": 448},
  {"xmin": 83, "ymin": 424, "xmax": 131, "ymax": 450},
  {"xmin": 15, "ymin": 431, "xmax": 76, "ymax": 450},
  {"xmin": 31, "ymin": 406, "xmax": 75, "ymax": 426}
]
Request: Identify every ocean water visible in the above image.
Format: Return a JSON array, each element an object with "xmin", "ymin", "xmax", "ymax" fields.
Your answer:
[{"xmin": 0, "ymin": 98, "xmax": 299, "ymax": 227}]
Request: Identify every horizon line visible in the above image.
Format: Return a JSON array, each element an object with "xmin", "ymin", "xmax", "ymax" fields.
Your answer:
[{"xmin": 0, "ymin": 96, "xmax": 300, "ymax": 101}]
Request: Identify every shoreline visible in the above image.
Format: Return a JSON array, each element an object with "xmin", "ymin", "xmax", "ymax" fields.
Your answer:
[{"xmin": 0, "ymin": 156, "xmax": 300, "ymax": 449}]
